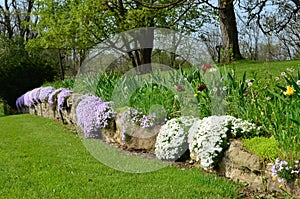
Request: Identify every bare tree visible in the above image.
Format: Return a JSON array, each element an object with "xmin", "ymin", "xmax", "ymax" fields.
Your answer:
[
  {"xmin": 239, "ymin": 0, "xmax": 300, "ymax": 34},
  {"xmin": 0, "ymin": 0, "xmax": 36, "ymax": 40}
]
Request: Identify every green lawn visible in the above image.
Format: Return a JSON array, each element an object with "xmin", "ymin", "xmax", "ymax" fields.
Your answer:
[
  {"xmin": 219, "ymin": 59, "xmax": 300, "ymax": 79},
  {"xmin": 0, "ymin": 114, "xmax": 241, "ymax": 198}
]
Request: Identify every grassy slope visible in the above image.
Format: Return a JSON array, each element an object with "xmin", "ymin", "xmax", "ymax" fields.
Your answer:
[
  {"xmin": 219, "ymin": 59, "xmax": 300, "ymax": 79},
  {"xmin": 0, "ymin": 114, "xmax": 240, "ymax": 199}
]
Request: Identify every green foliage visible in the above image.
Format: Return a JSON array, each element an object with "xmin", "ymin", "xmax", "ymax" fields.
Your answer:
[
  {"xmin": 221, "ymin": 60, "xmax": 300, "ymax": 161},
  {"xmin": 267, "ymin": 71, "xmax": 300, "ymax": 161},
  {"xmin": 27, "ymin": 1, "xmax": 214, "ymax": 54},
  {"xmin": 243, "ymin": 137, "xmax": 280, "ymax": 161},
  {"xmin": 129, "ymin": 83, "xmax": 180, "ymax": 118},
  {"xmin": 73, "ymin": 71, "xmax": 120, "ymax": 102},
  {"xmin": 0, "ymin": 100, "xmax": 5, "ymax": 117},
  {"xmin": 43, "ymin": 76, "xmax": 75, "ymax": 89},
  {"xmin": 0, "ymin": 114, "xmax": 241, "ymax": 198},
  {"xmin": 0, "ymin": 36, "xmax": 58, "ymax": 110}
]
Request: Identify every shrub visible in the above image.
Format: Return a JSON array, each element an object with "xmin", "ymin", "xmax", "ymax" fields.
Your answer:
[
  {"xmin": 48, "ymin": 88, "xmax": 64, "ymax": 105},
  {"xmin": 16, "ymin": 95, "xmax": 25, "ymax": 111},
  {"xmin": 75, "ymin": 95, "xmax": 115, "ymax": 138},
  {"xmin": 188, "ymin": 115, "xmax": 258, "ymax": 170},
  {"xmin": 57, "ymin": 88, "xmax": 73, "ymax": 110},
  {"xmin": 23, "ymin": 89, "xmax": 40, "ymax": 107},
  {"xmin": 155, "ymin": 116, "xmax": 198, "ymax": 161},
  {"xmin": 271, "ymin": 158, "xmax": 300, "ymax": 183},
  {"xmin": 120, "ymin": 107, "xmax": 157, "ymax": 143},
  {"xmin": 38, "ymin": 86, "xmax": 55, "ymax": 103},
  {"xmin": 242, "ymin": 137, "xmax": 279, "ymax": 161}
]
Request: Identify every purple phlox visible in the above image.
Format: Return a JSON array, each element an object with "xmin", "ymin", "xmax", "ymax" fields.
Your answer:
[
  {"xmin": 75, "ymin": 95, "xmax": 115, "ymax": 138},
  {"xmin": 48, "ymin": 88, "xmax": 64, "ymax": 105},
  {"xmin": 24, "ymin": 90, "xmax": 33, "ymax": 107},
  {"xmin": 39, "ymin": 86, "xmax": 55, "ymax": 103},
  {"xmin": 16, "ymin": 94, "xmax": 25, "ymax": 110},
  {"xmin": 57, "ymin": 88, "xmax": 73, "ymax": 110},
  {"xmin": 30, "ymin": 88, "xmax": 41, "ymax": 104}
]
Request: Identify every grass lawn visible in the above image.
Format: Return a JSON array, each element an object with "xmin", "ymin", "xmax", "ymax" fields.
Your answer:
[
  {"xmin": 0, "ymin": 114, "xmax": 241, "ymax": 198},
  {"xmin": 219, "ymin": 59, "xmax": 300, "ymax": 79}
]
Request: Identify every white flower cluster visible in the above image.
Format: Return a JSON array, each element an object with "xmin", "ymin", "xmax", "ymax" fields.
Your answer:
[
  {"xmin": 154, "ymin": 116, "xmax": 198, "ymax": 161},
  {"xmin": 155, "ymin": 115, "xmax": 259, "ymax": 170},
  {"xmin": 228, "ymin": 117, "xmax": 259, "ymax": 137},
  {"xmin": 188, "ymin": 115, "xmax": 258, "ymax": 169}
]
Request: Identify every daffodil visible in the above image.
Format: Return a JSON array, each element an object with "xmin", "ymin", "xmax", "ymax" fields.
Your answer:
[{"xmin": 283, "ymin": 85, "xmax": 295, "ymax": 96}]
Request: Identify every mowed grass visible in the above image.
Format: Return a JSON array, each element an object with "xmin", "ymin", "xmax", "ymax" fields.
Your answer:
[
  {"xmin": 0, "ymin": 114, "xmax": 241, "ymax": 199},
  {"xmin": 219, "ymin": 59, "xmax": 300, "ymax": 79}
]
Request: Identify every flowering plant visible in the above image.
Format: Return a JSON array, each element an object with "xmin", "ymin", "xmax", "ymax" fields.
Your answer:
[
  {"xmin": 121, "ymin": 108, "xmax": 156, "ymax": 129},
  {"xmin": 271, "ymin": 158, "xmax": 300, "ymax": 183},
  {"xmin": 16, "ymin": 95, "xmax": 25, "ymax": 111},
  {"xmin": 23, "ymin": 89, "xmax": 36, "ymax": 107},
  {"xmin": 120, "ymin": 107, "xmax": 156, "ymax": 143},
  {"xmin": 29, "ymin": 88, "xmax": 41, "ymax": 104},
  {"xmin": 38, "ymin": 86, "xmax": 55, "ymax": 103},
  {"xmin": 75, "ymin": 95, "xmax": 115, "ymax": 138},
  {"xmin": 188, "ymin": 115, "xmax": 258, "ymax": 170},
  {"xmin": 155, "ymin": 116, "xmax": 198, "ymax": 161},
  {"xmin": 57, "ymin": 88, "xmax": 73, "ymax": 110},
  {"xmin": 283, "ymin": 85, "xmax": 295, "ymax": 96},
  {"xmin": 48, "ymin": 88, "xmax": 64, "ymax": 105}
]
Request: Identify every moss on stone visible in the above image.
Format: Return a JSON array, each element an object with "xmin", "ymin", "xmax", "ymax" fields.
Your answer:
[{"xmin": 243, "ymin": 137, "xmax": 279, "ymax": 162}]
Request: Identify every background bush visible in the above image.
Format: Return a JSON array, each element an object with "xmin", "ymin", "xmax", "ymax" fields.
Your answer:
[{"xmin": 0, "ymin": 37, "xmax": 58, "ymax": 113}]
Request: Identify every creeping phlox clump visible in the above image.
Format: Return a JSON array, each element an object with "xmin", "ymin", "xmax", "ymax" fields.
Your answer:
[
  {"xmin": 271, "ymin": 158, "xmax": 300, "ymax": 183},
  {"xmin": 120, "ymin": 108, "xmax": 156, "ymax": 143},
  {"xmin": 16, "ymin": 86, "xmax": 59, "ymax": 111},
  {"xmin": 23, "ymin": 88, "xmax": 41, "ymax": 107},
  {"xmin": 155, "ymin": 116, "xmax": 198, "ymax": 161},
  {"xmin": 188, "ymin": 115, "xmax": 258, "ymax": 170},
  {"xmin": 38, "ymin": 86, "xmax": 55, "ymax": 103},
  {"xmin": 57, "ymin": 88, "xmax": 73, "ymax": 110},
  {"xmin": 48, "ymin": 88, "xmax": 64, "ymax": 105},
  {"xmin": 75, "ymin": 95, "xmax": 116, "ymax": 138}
]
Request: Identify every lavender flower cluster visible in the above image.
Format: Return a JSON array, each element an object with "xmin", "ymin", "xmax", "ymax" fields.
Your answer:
[
  {"xmin": 17, "ymin": 87, "xmax": 116, "ymax": 139},
  {"xmin": 75, "ymin": 95, "xmax": 116, "ymax": 138},
  {"xmin": 57, "ymin": 88, "xmax": 73, "ymax": 110},
  {"xmin": 16, "ymin": 86, "xmax": 71, "ymax": 111},
  {"xmin": 271, "ymin": 158, "xmax": 300, "ymax": 183},
  {"xmin": 120, "ymin": 108, "xmax": 156, "ymax": 143},
  {"xmin": 48, "ymin": 88, "xmax": 64, "ymax": 105},
  {"xmin": 122, "ymin": 108, "xmax": 156, "ymax": 128},
  {"xmin": 39, "ymin": 86, "xmax": 55, "ymax": 103},
  {"xmin": 23, "ymin": 87, "xmax": 41, "ymax": 107}
]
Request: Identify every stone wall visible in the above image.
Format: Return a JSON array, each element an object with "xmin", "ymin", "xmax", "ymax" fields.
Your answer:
[
  {"xmin": 27, "ymin": 94, "xmax": 160, "ymax": 151},
  {"xmin": 218, "ymin": 140, "xmax": 300, "ymax": 198},
  {"xmin": 26, "ymin": 93, "xmax": 300, "ymax": 198}
]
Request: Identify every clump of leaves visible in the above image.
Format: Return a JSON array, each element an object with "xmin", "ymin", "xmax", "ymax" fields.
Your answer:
[{"xmin": 243, "ymin": 137, "xmax": 279, "ymax": 161}]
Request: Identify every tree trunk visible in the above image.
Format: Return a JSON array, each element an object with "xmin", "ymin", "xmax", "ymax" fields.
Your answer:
[
  {"xmin": 58, "ymin": 49, "xmax": 65, "ymax": 80},
  {"xmin": 218, "ymin": 0, "xmax": 242, "ymax": 61},
  {"xmin": 133, "ymin": 28, "xmax": 154, "ymax": 74}
]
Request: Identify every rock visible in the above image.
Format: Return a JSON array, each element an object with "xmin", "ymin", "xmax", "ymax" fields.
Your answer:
[
  {"xmin": 218, "ymin": 139, "xmax": 265, "ymax": 191},
  {"xmin": 115, "ymin": 112, "xmax": 161, "ymax": 151},
  {"xmin": 101, "ymin": 119, "xmax": 117, "ymax": 143},
  {"xmin": 265, "ymin": 163, "xmax": 300, "ymax": 198}
]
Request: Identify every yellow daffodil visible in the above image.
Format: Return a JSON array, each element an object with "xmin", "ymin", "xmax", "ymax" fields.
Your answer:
[{"xmin": 283, "ymin": 85, "xmax": 295, "ymax": 96}]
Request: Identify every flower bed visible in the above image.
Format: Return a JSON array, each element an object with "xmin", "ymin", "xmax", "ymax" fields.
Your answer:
[{"xmin": 15, "ymin": 64, "xmax": 300, "ymax": 198}]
